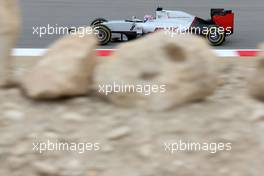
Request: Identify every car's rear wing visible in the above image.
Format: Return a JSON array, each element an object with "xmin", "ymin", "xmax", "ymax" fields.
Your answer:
[{"xmin": 211, "ymin": 9, "xmax": 234, "ymax": 34}]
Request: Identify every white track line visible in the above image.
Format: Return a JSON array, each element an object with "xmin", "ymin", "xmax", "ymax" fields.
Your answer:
[
  {"xmin": 213, "ymin": 50, "xmax": 239, "ymax": 57},
  {"xmin": 12, "ymin": 48, "xmax": 260, "ymax": 57}
]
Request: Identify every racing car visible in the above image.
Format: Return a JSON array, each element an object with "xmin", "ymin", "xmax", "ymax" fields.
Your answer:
[{"xmin": 91, "ymin": 7, "xmax": 234, "ymax": 46}]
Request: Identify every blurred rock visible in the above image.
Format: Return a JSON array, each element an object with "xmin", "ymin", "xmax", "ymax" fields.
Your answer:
[
  {"xmin": 3, "ymin": 109, "xmax": 24, "ymax": 121},
  {"xmin": 61, "ymin": 112, "xmax": 85, "ymax": 122},
  {"xmin": 249, "ymin": 43, "xmax": 264, "ymax": 100},
  {"xmin": 95, "ymin": 32, "xmax": 219, "ymax": 111},
  {"xmin": 107, "ymin": 126, "xmax": 131, "ymax": 140},
  {"xmin": 33, "ymin": 162, "xmax": 58, "ymax": 176},
  {"xmin": 0, "ymin": 0, "xmax": 21, "ymax": 87},
  {"xmin": 20, "ymin": 31, "xmax": 97, "ymax": 99}
]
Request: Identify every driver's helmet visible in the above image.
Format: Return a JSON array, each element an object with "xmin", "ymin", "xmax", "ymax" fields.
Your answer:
[{"xmin": 144, "ymin": 15, "xmax": 154, "ymax": 22}]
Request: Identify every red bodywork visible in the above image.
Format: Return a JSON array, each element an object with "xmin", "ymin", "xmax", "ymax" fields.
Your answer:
[{"xmin": 212, "ymin": 11, "xmax": 234, "ymax": 33}]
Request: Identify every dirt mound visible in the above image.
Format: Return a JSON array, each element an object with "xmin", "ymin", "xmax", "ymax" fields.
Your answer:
[{"xmin": 0, "ymin": 58, "xmax": 263, "ymax": 176}]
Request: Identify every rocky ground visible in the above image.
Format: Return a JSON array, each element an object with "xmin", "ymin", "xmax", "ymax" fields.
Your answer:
[{"xmin": 0, "ymin": 57, "xmax": 264, "ymax": 176}]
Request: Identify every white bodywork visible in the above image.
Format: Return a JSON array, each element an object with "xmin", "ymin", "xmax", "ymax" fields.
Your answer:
[{"xmin": 102, "ymin": 9, "xmax": 195, "ymax": 35}]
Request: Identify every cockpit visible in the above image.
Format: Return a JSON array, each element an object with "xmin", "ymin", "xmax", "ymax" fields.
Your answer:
[{"xmin": 155, "ymin": 7, "xmax": 193, "ymax": 19}]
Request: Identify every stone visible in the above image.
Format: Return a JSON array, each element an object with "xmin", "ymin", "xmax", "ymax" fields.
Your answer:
[
  {"xmin": 20, "ymin": 30, "xmax": 97, "ymax": 99},
  {"xmin": 33, "ymin": 162, "xmax": 58, "ymax": 176},
  {"xmin": 94, "ymin": 32, "xmax": 219, "ymax": 111},
  {"xmin": 3, "ymin": 109, "xmax": 24, "ymax": 121},
  {"xmin": 249, "ymin": 43, "xmax": 264, "ymax": 100},
  {"xmin": 107, "ymin": 126, "xmax": 131, "ymax": 140},
  {"xmin": 0, "ymin": 0, "xmax": 21, "ymax": 87},
  {"xmin": 61, "ymin": 113, "xmax": 85, "ymax": 122}
]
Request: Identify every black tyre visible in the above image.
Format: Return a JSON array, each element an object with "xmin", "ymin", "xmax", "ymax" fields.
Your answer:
[
  {"xmin": 206, "ymin": 26, "xmax": 225, "ymax": 46},
  {"xmin": 91, "ymin": 18, "xmax": 108, "ymax": 26},
  {"xmin": 94, "ymin": 25, "xmax": 112, "ymax": 45}
]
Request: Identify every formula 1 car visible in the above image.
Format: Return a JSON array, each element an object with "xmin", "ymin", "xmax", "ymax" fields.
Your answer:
[{"xmin": 91, "ymin": 7, "xmax": 234, "ymax": 46}]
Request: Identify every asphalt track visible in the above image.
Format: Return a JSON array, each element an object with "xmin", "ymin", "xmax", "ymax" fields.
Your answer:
[{"xmin": 18, "ymin": 0, "xmax": 264, "ymax": 49}]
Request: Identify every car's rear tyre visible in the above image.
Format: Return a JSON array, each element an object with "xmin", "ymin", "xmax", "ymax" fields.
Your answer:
[
  {"xmin": 206, "ymin": 26, "xmax": 225, "ymax": 46},
  {"xmin": 94, "ymin": 25, "xmax": 112, "ymax": 45},
  {"xmin": 91, "ymin": 18, "xmax": 108, "ymax": 26}
]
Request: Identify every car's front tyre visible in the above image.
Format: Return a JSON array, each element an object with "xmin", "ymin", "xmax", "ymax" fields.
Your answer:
[
  {"xmin": 91, "ymin": 18, "xmax": 108, "ymax": 26},
  {"xmin": 94, "ymin": 25, "xmax": 112, "ymax": 45}
]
